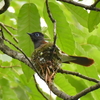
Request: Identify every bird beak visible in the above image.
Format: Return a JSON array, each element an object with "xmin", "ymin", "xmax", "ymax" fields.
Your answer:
[{"xmin": 27, "ymin": 33, "xmax": 31, "ymax": 36}]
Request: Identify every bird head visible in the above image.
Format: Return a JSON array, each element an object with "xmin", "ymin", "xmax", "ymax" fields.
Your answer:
[{"xmin": 27, "ymin": 32, "xmax": 46, "ymax": 49}]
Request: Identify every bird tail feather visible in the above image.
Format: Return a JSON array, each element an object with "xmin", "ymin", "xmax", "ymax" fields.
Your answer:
[{"xmin": 63, "ymin": 56, "xmax": 94, "ymax": 67}]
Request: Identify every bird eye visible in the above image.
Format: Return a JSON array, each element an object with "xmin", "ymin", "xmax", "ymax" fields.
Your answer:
[{"xmin": 35, "ymin": 33, "xmax": 40, "ymax": 37}]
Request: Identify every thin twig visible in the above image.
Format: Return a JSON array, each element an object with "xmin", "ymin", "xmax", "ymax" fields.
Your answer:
[
  {"xmin": 0, "ymin": 65, "xmax": 21, "ymax": 68},
  {"xmin": 45, "ymin": 0, "xmax": 55, "ymax": 23},
  {"xmin": 45, "ymin": 0, "xmax": 57, "ymax": 46},
  {"xmin": 33, "ymin": 75, "xmax": 49, "ymax": 100},
  {"xmin": 91, "ymin": 0, "xmax": 100, "ymax": 7},
  {"xmin": 45, "ymin": 0, "xmax": 57, "ymax": 61},
  {"xmin": 4, "ymin": 24, "xmax": 17, "ymax": 30},
  {"xmin": 0, "ymin": 22, "xmax": 18, "ymax": 43},
  {"xmin": 71, "ymin": 82, "xmax": 100, "ymax": 100},
  {"xmin": 58, "ymin": 69, "xmax": 100, "ymax": 83},
  {"xmin": 57, "ymin": 0, "xmax": 100, "ymax": 11}
]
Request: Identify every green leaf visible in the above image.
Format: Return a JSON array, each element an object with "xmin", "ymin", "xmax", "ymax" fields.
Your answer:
[
  {"xmin": 87, "ymin": 35, "xmax": 100, "ymax": 49},
  {"xmin": 66, "ymin": 75, "xmax": 99, "ymax": 100},
  {"xmin": 54, "ymin": 73, "xmax": 77, "ymax": 95},
  {"xmin": 63, "ymin": 3, "xmax": 88, "ymax": 27},
  {"xmin": 76, "ymin": 64, "xmax": 100, "ymax": 100},
  {"xmin": 19, "ymin": 74, "xmax": 46, "ymax": 100},
  {"xmin": 44, "ymin": 2, "xmax": 75, "ymax": 54},
  {"xmin": 0, "ymin": 78, "xmax": 19, "ymax": 100},
  {"xmin": 17, "ymin": 3, "xmax": 41, "ymax": 56},
  {"xmin": 75, "ymin": 43, "xmax": 86, "ymax": 56},
  {"xmin": 66, "ymin": 75, "xmax": 87, "ymax": 92},
  {"xmin": 13, "ymin": 86, "xmax": 29, "ymax": 100},
  {"xmin": 56, "ymin": 97, "xmax": 63, "ymax": 100},
  {"xmin": 88, "ymin": 3, "xmax": 100, "ymax": 32},
  {"xmin": 17, "ymin": 3, "xmax": 41, "ymax": 80},
  {"xmin": 21, "ymin": 63, "xmax": 34, "ymax": 82}
]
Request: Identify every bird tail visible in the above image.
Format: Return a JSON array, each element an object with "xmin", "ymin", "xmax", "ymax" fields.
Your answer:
[{"xmin": 63, "ymin": 56, "xmax": 94, "ymax": 67}]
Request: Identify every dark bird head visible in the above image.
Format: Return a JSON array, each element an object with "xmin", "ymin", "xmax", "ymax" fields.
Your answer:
[{"xmin": 27, "ymin": 32, "xmax": 46, "ymax": 49}]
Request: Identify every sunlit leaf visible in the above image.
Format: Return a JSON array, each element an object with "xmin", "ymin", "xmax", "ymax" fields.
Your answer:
[
  {"xmin": 0, "ymin": 78, "xmax": 19, "ymax": 100},
  {"xmin": 19, "ymin": 74, "xmax": 46, "ymax": 100},
  {"xmin": 88, "ymin": 3, "xmax": 100, "ymax": 32},
  {"xmin": 87, "ymin": 35, "xmax": 100, "ymax": 49},
  {"xmin": 54, "ymin": 73, "xmax": 77, "ymax": 95},
  {"xmin": 17, "ymin": 3, "xmax": 41, "ymax": 80},
  {"xmin": 63, "ymin": 3, "xmax": 88, "ymax": 27},
  {"xmin": 17, "ymin": 3, "xmax": 41, "ymax": 56},
  {"xmin": 22, "ymin": 63, "xmax": 34, "ymax": 82}
]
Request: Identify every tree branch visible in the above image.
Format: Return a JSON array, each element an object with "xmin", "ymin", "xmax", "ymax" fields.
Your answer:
[
  {"xmin": 48, "ymin": 82, "xmax": 71, "ymax": 100},
  {"xmin": 57, "ymin": 0, "xmax": 100, "ymax": 11},
  {"xmin": 71, "ymin": 82, "xmax": 100, "ymax": 100},
  {"xmin": 0, "ymin": 35, "xmax": 72, "ymax": 100},
  {"xmin": 0, "ymin": 0, "xmax": 10, "ymax": 14},
  {"xmin": 0, "ymin": 37, "xmax": 31, "ymax": 68},
  {"xmin": 91, "ymin": 0, "xmax": 100, "ymax": 7},
  {"xmin": 0, "ymin": 22, "xmax": 18, "ymax": 43},
  {"xmin": 0, "ymin": 29, "xmax": 45, "ymax": 81},
  {"xmin": 58, "ymin": 69, "xmax": 99, "ymax": 83}
]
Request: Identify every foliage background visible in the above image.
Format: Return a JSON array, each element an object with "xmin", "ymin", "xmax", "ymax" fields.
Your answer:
[{"xmin": 0, "ymin": 0, "xmax": 100, "ymax": 100}]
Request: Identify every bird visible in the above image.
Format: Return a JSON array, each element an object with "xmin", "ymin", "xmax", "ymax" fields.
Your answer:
[{"xmin": 28, "ymin": 32, "xmax": 94, "ymax": 67}]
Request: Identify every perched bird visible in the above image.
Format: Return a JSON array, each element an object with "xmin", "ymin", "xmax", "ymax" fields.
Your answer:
[{"xmin": 28, "ymin": 32, "xmax": 94, "ymax": 67}]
